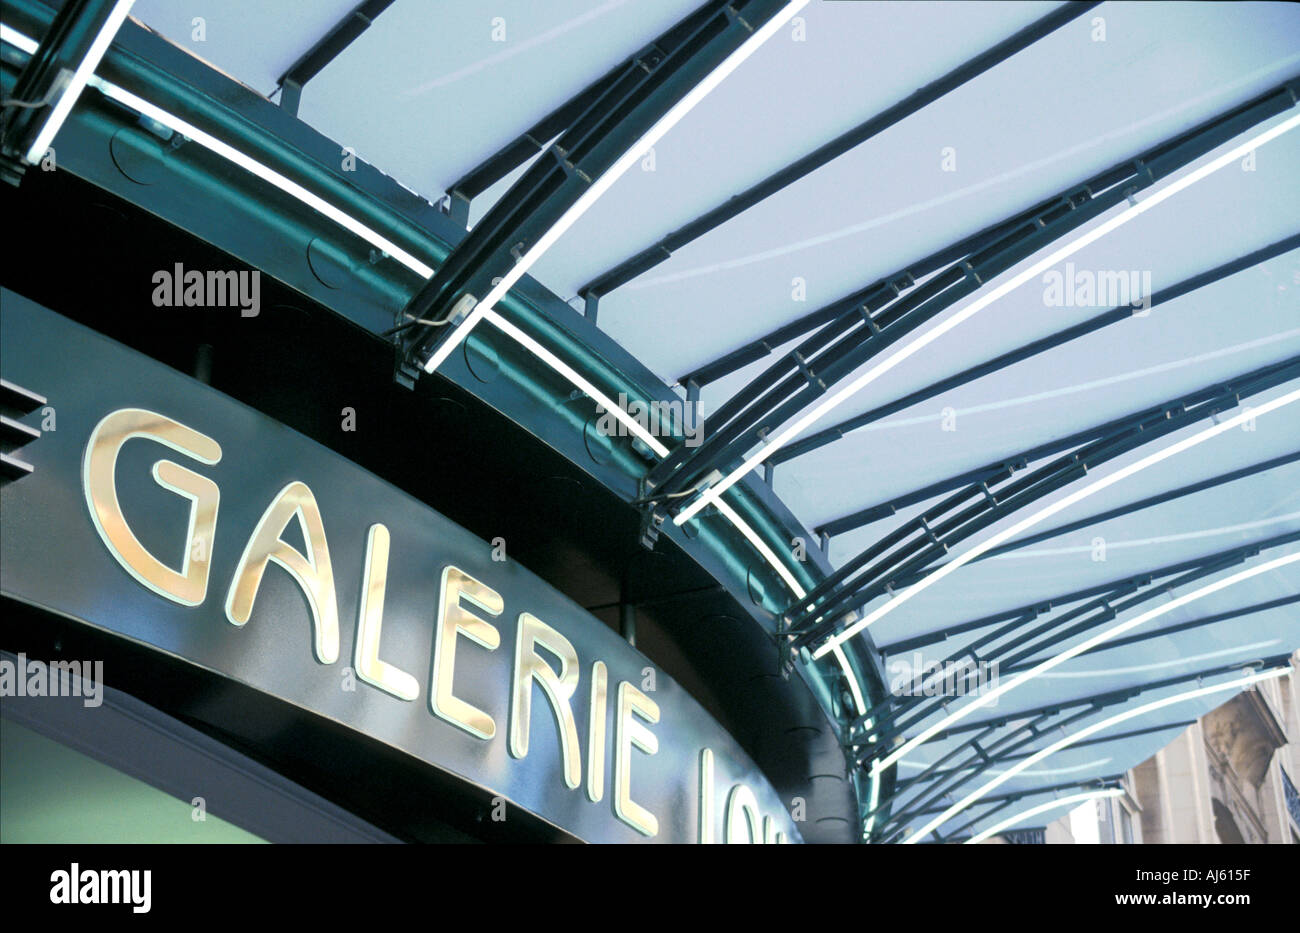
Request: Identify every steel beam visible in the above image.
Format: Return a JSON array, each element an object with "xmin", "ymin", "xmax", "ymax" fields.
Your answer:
[
  {"xmin": 275, "ymin": 0, "xmax": 394, "ymax": 116},
  {"xmin": 442, "ymin": 1, "xmax": 725, "ymax": 226},
  {"xmin": 397, "ymin": 0, "xmax": 792, "ymax": 376},
  {"xmin": 873, "ymin": 652, "xmax": 1292, "ymax": 749},
  {"xmin": 640, "ymin": 78, "xmax": 1300, "ymax": 507},
  {"xmin": 854, "ymin": 534, "xmax": 1298, "ymax": 744},
  {"xmin": 880, "ymin": 529, "xmax": 1300, "ymax": 657},
  {"xmin": 772, "ymin": 235, "xmax": 1300, "ymax": 465},
  {"xmin": 0, "ymin": 0, "xmax": 121, "ymax": 179},
  {"xmin": 790, "ymin": 358, "xmax": 1300, "ymax": 643},
  {"xmin": 577, "ymin": 0, "xmax": 1102, "ymax": 303},
  {"xmin": 1005, "ymin": 594, "xmax": 1300, "ymax": 672}
]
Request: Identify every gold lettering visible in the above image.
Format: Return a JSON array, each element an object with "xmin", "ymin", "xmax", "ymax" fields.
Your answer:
[
  {"xmin": 354, "ymin": 524, "xmax": 418, "ymax": 700},
  {"xmin": 698, "ymin": 748, "xmax": 714, "ymax": 843},
  {"xmin": 432, "ymin": 567, "xmax": 501, "ymax": 739},
  {"xmin": 725, "ymin": 784, "xmax": 762, "ymax": 843},
  {"xmin": 225, "ymin": 481, "xmax": 339, "ymax": 664},
  {"xmin": 615, "ymin": 680, "xmax": 659, "ymax": 837},
  {"xmin": 83, "ymin": 408, "xmax": 221, "ymax": 606},
  {"xmin": 509, "ymin": 613, "xmax": 581, "ymax": 789},
  {"xmin": 587, "ymin": 661, "xmax": 608, "ymax": 803}
]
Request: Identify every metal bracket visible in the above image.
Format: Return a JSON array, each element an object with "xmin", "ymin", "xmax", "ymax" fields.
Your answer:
[{"xmin": 635, "ymin": 478, "xmax": 663, "ymax": 551}]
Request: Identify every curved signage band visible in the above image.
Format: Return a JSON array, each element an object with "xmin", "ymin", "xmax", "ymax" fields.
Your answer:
[{"xmin": 0, "ymin": 293, "xmax": 801, "ymax": 843}]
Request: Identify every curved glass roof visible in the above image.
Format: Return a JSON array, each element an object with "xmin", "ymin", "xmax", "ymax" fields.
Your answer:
[{"xmin": 115, "ymin": 0, "xmax": 1300, "ymax": 842}]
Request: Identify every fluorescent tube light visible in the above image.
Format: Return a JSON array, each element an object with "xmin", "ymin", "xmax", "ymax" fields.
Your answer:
[
  {"xmin": 815, "ymin": 384, "xmax": 1300, "ymax": 659},
  {"xmin": 674, "ymin": 112, "xmax": 1300, "ymax": 526},
  {"xmin": 420, "ymin": 0, "xmax": 809, "ymax": 374},
  {"xmin": 907, "ymin": 665, "xmax": 1288, "ymax": 843},
  {"xmin": 965, "ymin": 788, "xmax": 1124, "ymax": 845},
  {"xmin": 23, "ymin": 0, "xmax": 135, "ymax": 164},
  {"xmin": 872, "ymin": 548, "xmax": 1300, "ymax": 777}
]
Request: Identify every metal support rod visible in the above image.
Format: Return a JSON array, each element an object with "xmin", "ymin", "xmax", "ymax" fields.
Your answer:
[
  {"xmin": 0, "ymin": 0, "xmax": 120, "ymax": 170},
  {"xmin": 772, "ymin": 234, "xmax": 1300, "ymax": 465},
  {"xmin": 891, "ymin": 774, "xmax": 1126, "ymax": 822},
  {"xmin": 641, "ymin": 78, "xmax": 1299, "ymax": 505},
  {"xmin": 444, "ymin": 0, "xmax": 726, "ymax": 212},
  {"xmin": 274, "ymin": 0, "xmax": 394, "ymax": 117},
  {"xmin": 791, "ymin": 359, "xmax": 1300, "ymax": 642},
  {"xmin": 913, "ymin": 720, "xmax": 1196, "ymax": 787},
  {"xmin": 398, "ymin": 0, "xmax": 793, "ymax": 372},
  {"xmin": 577, "ymin": 1, "xmax": 1102, "ymax": 301},
  {"xmin": 923, "ymin": 449, "xmax": 1300, "ymax": 569},
  {"xmin": 1006, "ymin": 593, "xmax": 1300, "ymax": 671},
  {"xmin": 672, "ymin": 85, "xmax": 1299, "ymax": 393},
  {"xmin": 879, "ymin": 528, "xmax": 1300, "ymax": 657},
  {"xmin": 816, "ymin": 355, "xmax": 1299, "ymax": 540},
  {"xmin": 873, "ymin": 653, "xmax": 1292, "ymax": 750},
  {"xmin": 876, "ymin": 706, "xmax": 1100, "ymax": 835},
  {"xmin": 856, "ymin": 540, "xmax": 1295, "ymax": 745}
]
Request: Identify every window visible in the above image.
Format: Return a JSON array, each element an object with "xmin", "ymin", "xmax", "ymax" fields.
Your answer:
[
  {"xmin": 1119, "ymin": 803, "xmax": 1135, "ymax": 845},
  {"xmin": 1096, "ymin": 798, "xmax": 1116, "ymax": 845}
]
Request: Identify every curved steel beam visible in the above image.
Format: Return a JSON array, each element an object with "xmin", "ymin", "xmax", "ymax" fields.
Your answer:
[
  {"xmin": 397, "ymin": 0, "xmax": 803, "ymax": 376},
  {"xmin": 793, "ymin": 359, "xmax": 1300, "ymax": 643},
  {"xmin": 871, "ymin": 548, "xmax": 1300, "ymax": 780},
  {"xmin": 772, "ymin": 235, "xmax": 1300, "ymax": 466},
  {"xmin": 902, "ymin": 663, "xmax": 1291, "ymax": 842},
  {"xmin": 577, "ymin": 0, "xmax": 1102, "ymax": 304},
  {"xmin": 654, "ymin": 82, "xmax": 1300, "ymax": 523}
]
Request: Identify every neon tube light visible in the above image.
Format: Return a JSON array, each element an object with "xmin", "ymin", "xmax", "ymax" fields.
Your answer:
[
  {"xmin": 420, "ymin": 0, "xmax": 810, "ymax": 374},
  {"xmin": 815, "ymin": 384, "xmax": 1300, "ymax": 659},
  {"xmin": 907, "ymin": 665, "xmax": 1289, "ymax": 843},
  {"xmin": 23, "ymin": 0, "xmax": 135, "ymax": 164},
  {"xmin": 481, "ymin": 308, "xmax": 668, "ymax": 457},
  {"xmin": 673, "ymin": 112, "xmax": 1300, "ymax": 526},
  {"xmin": 92, "ymin": 80, "xmax": 437, "ymax": 278},
  {"xmin": 873, "ymin": 548, "xmax": 1300, "ymax": 777},
  {"xmin": 964, "ymin": 788, "xmax": 1124, "ymax": 845}
]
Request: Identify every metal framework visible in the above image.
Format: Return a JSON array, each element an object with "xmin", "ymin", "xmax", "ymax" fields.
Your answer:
[
  {"xmin": 944, "ymin": 783, "xmax": 1126, "ymax": 843},
  {"xmin": 396, "ymin": 0, "xmax": 793, "ymax": 378},
  {"xmin": 849, "ymin": 531, "xmax": 1300, "ymax": 773},
  {"xmin": 634, "ymin": 78, "xmax": 1300, "ymax": 514},
  {"xmin": 786, "ymin": 357, "xmax": 1300, "ymax": 648},
  {"xmin": 871, "ymin": 654, "xmax": 1290, "ymax": 842},
  {"xmin": 5, "ymin": 0, "xmax": 1295, "ymax": 845},
  {"xmin": 771, "ymin": 234, "xmax": 1300, "ymax": 465},
  {"xmin": 275, "ymin": 0, "xmax": 394, "ymax": 116},
  {"xmin": 0, "ymin": 0, "xmax": 122, "ymax": 180},
  {"xmin": 902, "ymin": 773, "xmax": 1126, "ymax": 834},
  {"xmin": 441, "ymin": 1, "xmax": 726, "ymax": 234},
  {"xmin": 1004, "ymin": 594, "xmax": 1300, "ymax": 671},
  {"xmin": 575, "ymin": 0, "xmax": 1101, "ymax": 311}
]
